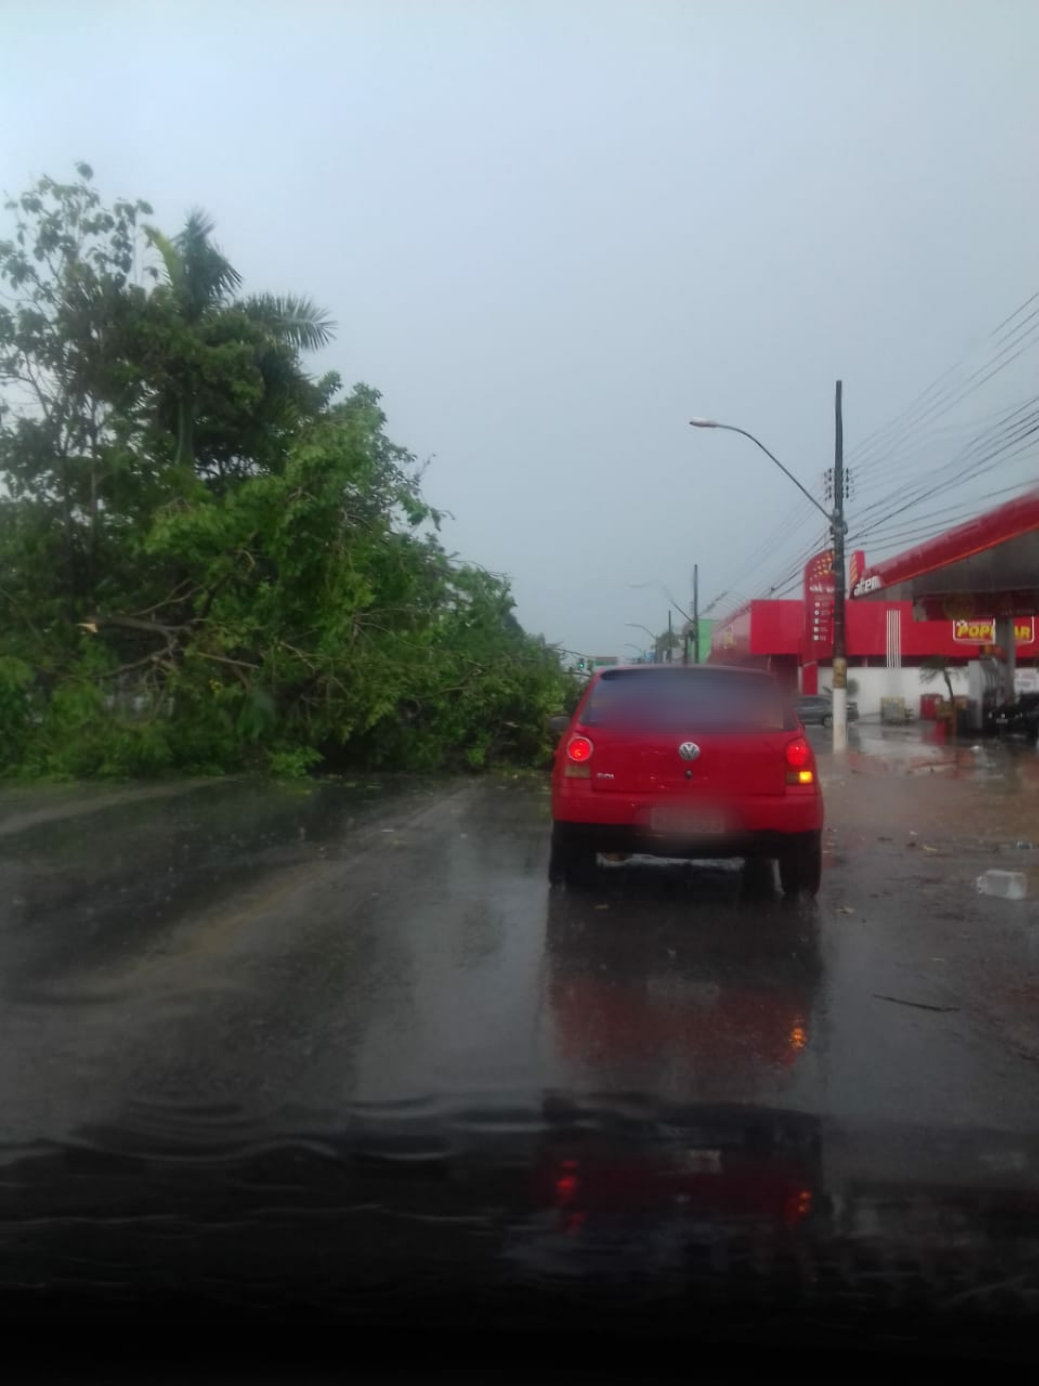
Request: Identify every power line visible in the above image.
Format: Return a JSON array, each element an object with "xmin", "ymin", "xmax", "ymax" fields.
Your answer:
[
  {"xmin": 711, "ymin": 492, "xmax": 816, "ymax": 598},
  {"xmin": 850, "ymin": 396, "xmax": 1039, "ymax": 527},
  {"xmin": 991, "ymin": 288, "xmax": 1039, "ymax": 336},
  {"xmin": 851, "ymin": 479, "xmax": 1039, "ymax": 550},
  {"xmin": 850, "ymin": 406, "xmax": 1039, "ymax": 541},
  {"xmin": 706, "ymin": 288, "xmax": 1039, "ymax": 616},
  {"xmin": 843, "ymin": 289, "xmax": 1039, "ymax": 480},
  {"xmin": 849, "ymin": 397, "xmax": 1037, "ymax": 497},
  {"xmin": 757, "ymin": 525, "xmax": 832, "ymax": 603}
]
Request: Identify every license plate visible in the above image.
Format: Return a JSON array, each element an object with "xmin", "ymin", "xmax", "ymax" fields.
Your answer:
[
  {"xmin": 650, "ymin": 807, "xmax": 725, "ymax": 835},
  {"xmin": 680, "ymin": 1148, "xmax": 723, "ymax": 1174}
]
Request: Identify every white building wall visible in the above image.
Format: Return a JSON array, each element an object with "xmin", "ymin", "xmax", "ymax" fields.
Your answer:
[
  {"xmin": 816, "ymin": 665, "xmax": 968, "ymax": 718},
  {"xmin": 814, "ymin": 664, "xmax": 1039, "ymax": 717}
]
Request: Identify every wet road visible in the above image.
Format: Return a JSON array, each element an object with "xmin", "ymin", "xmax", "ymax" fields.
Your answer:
[{"xmin": 1, "ymin": 736, "xmax": 1038, "ymax": 1163}]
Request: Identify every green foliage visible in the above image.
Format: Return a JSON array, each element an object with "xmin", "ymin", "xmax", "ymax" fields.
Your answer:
[
  {"xmin": 267, "ymin": 746, "xmax": 323, "ymax": 779},
  {"xmin": 0, "ymin": 657, "xmax": 34, "ymax": 770},
  {"xmin": 0, "ymin": 165, "xmax": 575, "ymax": 781},
  {"xmin": 920, "ymin": 655, "xmax": 956, "ymax": 707}
]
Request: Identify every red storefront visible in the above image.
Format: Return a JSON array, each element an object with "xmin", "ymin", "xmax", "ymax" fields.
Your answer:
[
  {"xmin": 711, "ymin": 489, "xmax": 1039, "ymax": 716},
  {"xmin": 709, "ymin": 597, "xmax": 1038, "ymax": 710}
]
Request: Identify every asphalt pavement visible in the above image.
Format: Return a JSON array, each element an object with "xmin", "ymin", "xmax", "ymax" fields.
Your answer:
[{"xmin": 1, "ymin": 731, "xmax": 1038, "ymax": 1169}]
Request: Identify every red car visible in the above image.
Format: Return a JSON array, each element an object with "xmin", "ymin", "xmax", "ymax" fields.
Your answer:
[{"xmin": 549, "ymin": 665, "xmax": 823, "ymax": 895}]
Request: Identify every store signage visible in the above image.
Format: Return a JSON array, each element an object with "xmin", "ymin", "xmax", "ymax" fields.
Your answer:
[{"xmin": 952, "ymin": 618, "xmax": 1035, "ymax": 645}]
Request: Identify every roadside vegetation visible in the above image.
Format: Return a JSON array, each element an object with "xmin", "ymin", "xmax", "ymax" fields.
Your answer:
[{"xmin": 0, "ymin": 166, "xmax": 575, "ymax": 779}]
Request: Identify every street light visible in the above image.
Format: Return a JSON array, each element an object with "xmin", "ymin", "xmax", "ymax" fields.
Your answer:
[
  {"xmin": 688, "ymin": 420, "xmax": 832, "ymax": 523},
  {"xmin": 631, "ymin": 591, "xmax": 684, "ymax": 664},
  {"xmin": 626, "ymin": 623, "xmax": 660, "ymax": 663},
  {"xmin": 623, "ymin": 642, "xmax": 646, "ymax": 662},
  {"xmin": 689, "ymin": 404, "xmax": 849, "ymax": 752},
  {"xmin": 630, "ymin": 581, "xmax": 692, "ymax": 622}
]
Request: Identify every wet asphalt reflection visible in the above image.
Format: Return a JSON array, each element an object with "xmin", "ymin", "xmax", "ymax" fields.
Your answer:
[{"xmin": 0, "ymin": 765, "xmax": 1037, "ymax": 1157}]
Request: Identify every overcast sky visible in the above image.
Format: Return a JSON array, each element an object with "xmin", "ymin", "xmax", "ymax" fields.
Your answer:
[{"xmin": 4, "ymin": 0, "xmax": 1038, "ymax": 658}]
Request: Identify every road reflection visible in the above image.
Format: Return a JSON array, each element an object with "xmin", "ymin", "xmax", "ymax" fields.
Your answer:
[{"xmin": 543, "ymin": 860, "xmax": 822, "ymax": 1104}]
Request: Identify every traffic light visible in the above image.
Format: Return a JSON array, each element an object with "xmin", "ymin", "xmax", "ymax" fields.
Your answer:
[{"xmin": 576, "ymin": 658, "xmax": 586, "ymax": 671}]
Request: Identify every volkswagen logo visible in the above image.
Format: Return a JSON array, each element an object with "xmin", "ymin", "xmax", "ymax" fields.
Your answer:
[{"xmin": 678, "ymin": 741, "xmax": 700, "ymax": 761}]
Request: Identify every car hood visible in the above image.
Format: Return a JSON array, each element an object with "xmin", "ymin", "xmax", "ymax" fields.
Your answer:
[{"xmin": 2, "ymin": 1094, "xmax": 1039, "ymax": 1354}]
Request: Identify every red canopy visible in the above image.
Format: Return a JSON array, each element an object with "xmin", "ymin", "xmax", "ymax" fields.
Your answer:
[{"xmin": 850, "ymin": 487, "xmax": 1039, "ymax": 620}]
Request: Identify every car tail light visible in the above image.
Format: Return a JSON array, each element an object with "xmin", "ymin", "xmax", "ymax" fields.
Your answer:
[
  {"xmin": 785, "ymin": 738, "xmax": 810, "ymax": 768},
  {"xmin": 555, "ymin": 1159, "xmax": 580, "ymax": 1205},
  {"xmin": 785, "ymin": 736, "xmax": 814, "ymax": 785},
  {"xmin": 784, "ymin": 1188, "xmax": 814, "ymax": 1227},
  {"xmin": 567, "ymin": 735, "xmax": 594, "ymax": 763}
]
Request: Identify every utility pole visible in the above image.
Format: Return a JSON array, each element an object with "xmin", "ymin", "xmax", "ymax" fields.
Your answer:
[
  {"xmin": 693, "ymin": 563, "xmax": 700, "ymax": 663},
  {"xmin": 831, "ymin": 379, "xmax": 849, "ymax": 752},
  {"xmin": 667, "ymin": 609, "xmax": 673, "ymax": 663}
]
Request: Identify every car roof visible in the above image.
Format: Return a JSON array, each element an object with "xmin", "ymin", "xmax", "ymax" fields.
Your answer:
[{"xmin": 595, "ymin": 664, "xmax": 774, "ymax": 677}]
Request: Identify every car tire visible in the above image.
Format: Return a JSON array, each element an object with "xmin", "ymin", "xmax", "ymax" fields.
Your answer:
[
  {"xmin": 778, "ymin": 830, "xmax": 822, "ymax": 897},
  {"xmin": 741, "ymin": 856, "xmax": 777, "ymax": 900},
  {"xmin": 548, "ymin": 826, "xmax": 598, "ymax": 889},
  {"xmin": 821, "ymin": 714, "xmax": 833, "ymax": 729}
]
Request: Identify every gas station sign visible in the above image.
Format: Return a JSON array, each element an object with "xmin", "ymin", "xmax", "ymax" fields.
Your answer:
[{"xmin": 803, "ymin": 549, "xmax": 835, "ymax": 659}]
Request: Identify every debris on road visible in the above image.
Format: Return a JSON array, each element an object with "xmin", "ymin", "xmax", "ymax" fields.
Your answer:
[
  {"xmin": 874, "ymin": 993, "xmax": 959, "ymax": 1014},
  {"xmin": 976, "ymin": 869, "xmax": 1028, "ymax": 900}
]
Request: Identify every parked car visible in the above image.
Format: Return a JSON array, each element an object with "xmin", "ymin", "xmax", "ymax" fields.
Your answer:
[
  {"xmin": 985, "ymin": 692, "xmax": 1039, "ymax": 743},
  {"xmin": 792, "ymin": 693, "xmax": 858, "ymax": 728},
  {"xmin": 548, "ymin": 665, "xmax": 824, "ymax": 896}
]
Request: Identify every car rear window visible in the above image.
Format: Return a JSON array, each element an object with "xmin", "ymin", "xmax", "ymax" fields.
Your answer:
[{"xmin": 580, "ymin": 669, "xmax": 796, "ymax": 731}]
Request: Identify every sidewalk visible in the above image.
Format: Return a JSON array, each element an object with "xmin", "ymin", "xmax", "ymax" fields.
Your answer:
[
  {"xmin": 816, "ymin": 719, "xmax": 1039, "ymax": 900},
  {"xmin": 815, "ymin": 724, "xmax": 1039, "ymax": 1075},
  {"xmin": 819, "ymin": 718, "xmax": 1039, "ymax": 781}
]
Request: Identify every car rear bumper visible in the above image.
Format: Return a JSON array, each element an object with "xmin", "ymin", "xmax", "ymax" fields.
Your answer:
[
  {"xmin": 551, "ymin": 818, "xmax": 817, "ymax": 859},
  {"xmin": 551, "ymin": 786, "xmax": 823, "ymax": 857}
]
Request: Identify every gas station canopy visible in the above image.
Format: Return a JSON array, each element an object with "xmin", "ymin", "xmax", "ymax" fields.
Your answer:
[{"xmin": 850, "ymin": 487, "xmax": 1039, "ymax": 621}]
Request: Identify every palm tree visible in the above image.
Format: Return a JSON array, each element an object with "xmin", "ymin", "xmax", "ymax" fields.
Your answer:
[
  {"xmin": 654, "ymin": 628, "xmax": 681, "ymax": 664},
  {"xmin": 144, "ymin": 212, "xmax": 335, "ymax": 474},
  {"xmin": 920, "ymin": 655, "xmax": 957, "ymax": 713}
]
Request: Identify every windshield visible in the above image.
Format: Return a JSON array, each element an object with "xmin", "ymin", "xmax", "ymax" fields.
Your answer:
[{"xmin": 2, "ymin": 0, "xmax": 1039, "ymax": 1361}]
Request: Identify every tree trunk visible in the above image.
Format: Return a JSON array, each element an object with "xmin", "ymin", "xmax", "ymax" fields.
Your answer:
[
  {"xmin": 59, "ymin": 450, "xmax": 77, "ymax": 620},
  {"xmin": 175, "ymin": 394, "xmax": 196, "ymax": 473}
]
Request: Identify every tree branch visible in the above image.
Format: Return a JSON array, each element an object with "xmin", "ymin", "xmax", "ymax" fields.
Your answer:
[
  {"xmin": 87, "ymin": 613, "xmax": 185, "ymax": 637},
  {"xmin": 96, "ymin": 651, "xmax": 167, "ymax": 680},
  {"xmin": 193, "ymin": 651, "xmax": 260, "ymax": 671},
  {"xmin": 128, "ymin": 580, "xmax": 200, "ymax": 618},
  {"xmin": 0, "ymin": 583, "xmax": 44, "ymax": 641}
]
